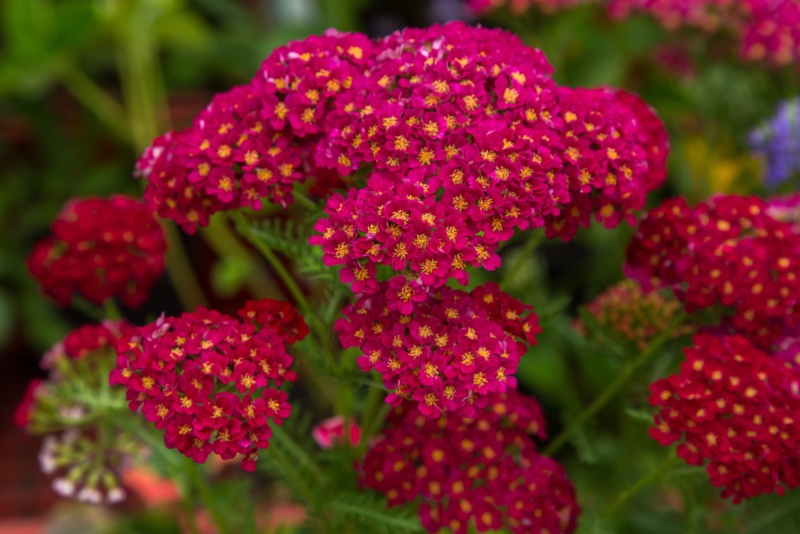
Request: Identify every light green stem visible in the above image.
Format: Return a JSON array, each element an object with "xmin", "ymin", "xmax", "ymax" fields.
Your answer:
[
  {"xmin": 543, "ymin": 313, "xmax": 687, "ymax": 456},
  {"xmin": 61, "ymin": 67, "xmax": 131, "ymax": 143},
  {"xmin": 499, "ymin": 230, "xmax": 545, "ymax": 290},
  {"xmin": 230, "ymin": 211, "xmax": 339, "ymax": 369},
  {"xmin": 230, "ymin": 212, "xmax": 310, "ymax": 311},
  {"xmin": 604, "ymin": 453, "xmax": 678, "ymax": 516},
  {"xmin": 186, "ymin": 459, "xmax": 231, "ymax": 534}
]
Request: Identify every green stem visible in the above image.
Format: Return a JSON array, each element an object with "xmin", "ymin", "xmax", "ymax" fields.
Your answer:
[
  {"xmin": 103, "ymin": 299, "xmax": 123, "ymax": 320},
  {"xmin": 292, "ymin": 190, "xmax": 318, "ymax": 211},
  {"xmin": 604, "ymin": 453, "xmax": 678, "ymax": 516},
  {"xmin": 186, "ymin": 459, "xmax": 231, "ymax": 534},
  {"xmin": 543, "ymin": 313, "xmax": 687, "ymax": 456},
  {"xmin": 61, "ymin": 67, "xmax": 131, "ymax": 143},
  {"xmin": 230, "ymin": 211, "xmax": 338, "ymax": 369},
  {"xmin": 201, "ymin": 215, "xmax": 275, "ymax": 299},
  {"xmin": 163, "ymin": 221, "xmax": 209, "ymax": 310},
  {"xmin": 230, "ymin": 212, "xmax": 310, "ymax": 312},
  {"xmin": 499, "ymin": 231, "xmax": 545, "ymax": 290},
  {"xmin": 70, "ymin": 297, "xmax": 105, "ymax": 321}
]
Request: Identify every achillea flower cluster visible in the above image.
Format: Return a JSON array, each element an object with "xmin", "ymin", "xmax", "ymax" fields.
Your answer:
[
  {"xmin": 110, "ymin": 299, "xmax": 307, "ymax": 471},
  {"xmin": 337, "ymin": 282, "xmax": 540, "ymax": 418},
  {"xmin": 28, "ymin": 196, "xmax": 167, "ymax": 308},
  {"xmin": 137, "ymin": 32, "xmax": 375, "ymax": 232},
  {"xmin": 137, "ymin": 23, "xmax": 665, "ymax": 274},
  {"xmin": 312, "ymin": 24, "xmax": 667, "ymax": 292},
  {"xmin": 749, "ymin": 98, "xmax": 800, "ymax": 188},
  {"xmin": 361, "ymin": 390, "xmax": 579, "ymax": 533},
  {"xmin": 650, "ymin": 333, "xmax": 800, "ymax": 502},
  {"xmin": 16, "ymin": 323, "xmax": 139, "ymax": 504},
  {"xmin": 576, "ymin": 280, "xmax": 690, "ymax": 350},
  {"xmin": 625, "ymin": 195, "xmax": 800, "ymax": 349}
]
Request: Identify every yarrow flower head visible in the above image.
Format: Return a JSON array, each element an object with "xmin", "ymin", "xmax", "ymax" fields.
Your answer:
[
  {"xmin": 650, "ymin": 333, "xmax": 800, "ymax": 502},
  {"xmin": 16, "ymin": 322, "xmax": 140, "ymax": 504},
  {"xmin": 110, "ymin": 299, "xmax": 307, "ymax": 471},
  {"xmin": 626, "ymin": 195, "xmax": 800, "ymax": 349},
  {"xmin": 336, "ymin": 281, "xmax": 540, "ymax": 418},
  {"xmin": 575, "ymin": 280, "xmax": 691, "ymax": 350},
  {"xmin": 749, "ymin": 97, "xmax": 800, "ymax": 189},
  {"xmin": 134, "ymin": 23, "xmax": 665, "ymax": 282},
  {"xmin": 311, "ymin": 23, "xmax": 667, "ymax": 293},
  {"xmin": 136, "ymin": 32, "xmax": 376, "ymax": 232},
  {"xmin": 361, "ymin": 390, "xmax": 579, "ymax": 533},
  {"xmin": 28, "ymin": 196, "xmax": 167, "ymax": 308}
]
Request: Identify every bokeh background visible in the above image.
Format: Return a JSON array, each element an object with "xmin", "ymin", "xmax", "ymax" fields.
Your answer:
[{"xmin": 1, "ymin": 0, "xmax": 797, "ymax": 532}]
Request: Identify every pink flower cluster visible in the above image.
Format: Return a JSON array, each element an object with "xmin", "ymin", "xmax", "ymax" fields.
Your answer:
[
  {"xmin": 650, "ymin": 333, "xmax": 800, "ymax": 502},
  {"xmin": 137, "ymin": 25, "xmax": 665, "ymax": 268},
  {"xmin": 361, "ymin": 390, "xmax": 579, "ymax": 533},
  {"xmin": 110, "ymin": 299, "xmax": 307, "ymax": 471},
  {"xmin": 626, "ymin": 195, "xmax": 800, "ymax": 349},
  {"xmin": 609, "ymin": 0, "xmax": 800, "ymax": 66},
  {"xmin": 312, "ymin": 24, "xmax": 667, "ymax": 292},
  {"xmin": 28, "ymin": 196, "xmax": 166, "ymax": 308},
  {"xmin": 337, "ymin": 282, "xmax": 540, "ymax": 418},
  {"xmin": 137, "ymin": 32, "xmax": 375, "ymax": 232}
]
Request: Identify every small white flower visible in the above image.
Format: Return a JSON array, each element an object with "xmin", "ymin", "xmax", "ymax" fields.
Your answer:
[
  {"xmin": 106, "ymin": 487, "xmax": 126, "ymax": 504},
  {"xmin": 38, "ymin": 443, "xmax": 57, "ymax": 475},
  {"xmin": 52, "ymin": 478, "xmax": 75, "ymax": 497},
  {"xmin": 77, "ymin": 487, "xmax": 102, "ymax": 504}
]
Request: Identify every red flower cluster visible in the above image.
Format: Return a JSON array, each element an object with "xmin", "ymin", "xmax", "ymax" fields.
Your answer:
[
  {"xmin": 337, "ymin": 282, "xmax": 540, "ymax": 418},
  {"xmin": 137, "ymin": 24, "xmax": 665, "ymax": 269},
  {"xmin": 312, "ymin": 24, "xmax": 666, "ymax": 292},
  {"xmin": 28, "ymin": 196, "xmax": 167, "ymax": 308},
  {"xmin": 137, "ymin": 31, "xmax": 375, "ymax": 232},
  {"xmin": 609, "ymin": 0, "xmax": 800, "ymax": 66},
  {"xmin": 626, "ymin": 195, "xmax": 800, "ymax": 348},
  {"xmin": 110, "ymin": 299, "xmax": 307, "ymax": 471},
  {"xmin": 361, "ymin": 390, "xmax": 579, "ymax": 533},
  {"xmin": 650, "ymin": 333, "xmax": 800, "ymax": 502}
]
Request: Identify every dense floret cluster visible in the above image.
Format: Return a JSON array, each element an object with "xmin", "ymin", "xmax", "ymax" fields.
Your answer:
[
  {"xmin": 137, "ymin": 32, "xmax": 376, "ymax": 232},
  {"xmin": 28, "ymin": 196, "xmax": 167, "ymax": 308},
  {"xmin": 312, "ymin": 25, "xmax": 666, "ymax": 292},
  {"xmin": 650, "ymin": 333, "xmax": 800, "ymax": 502},
  {"xmin": 750, "ymin": 98, "xmax": 800, "ymax": 188},
  {"xmin": 625, "ymin": 195, "xmax": 800, "ymax": 349},
  {"xmin": 110, "ymin": 299, "xmax": 306, "ymax": 471},
  {"xmin": 337, "ymin": 282, "xmax": 540, "ymax": 417},
  {"xmin": 136, "ymin": 24, "xmax": 666, "ymax": 288},
  {"xmin": 361, "ymin": 390, "xmax": 579, "ymax": 533}
]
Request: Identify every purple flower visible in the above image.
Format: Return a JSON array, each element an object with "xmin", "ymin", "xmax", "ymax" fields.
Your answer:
[{"xmin": 749, "ymin": 98, "xmax": 800, "ymax": 189}]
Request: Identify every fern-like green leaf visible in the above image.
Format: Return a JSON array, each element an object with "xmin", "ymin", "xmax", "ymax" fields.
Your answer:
[{"xmin": 328, "ymin": 491, "xmax": 423, "ymax": 534}]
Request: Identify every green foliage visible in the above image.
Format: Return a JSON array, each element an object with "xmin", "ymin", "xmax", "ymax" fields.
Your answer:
[{"xmin": 328, "ymin": 491, "xmax": 423, "ymax": 534}]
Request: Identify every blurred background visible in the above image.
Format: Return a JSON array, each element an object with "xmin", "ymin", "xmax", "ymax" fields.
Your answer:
[{"xmin": 1, "ymin": 0, "xmax": 796, "ymax": 532}]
